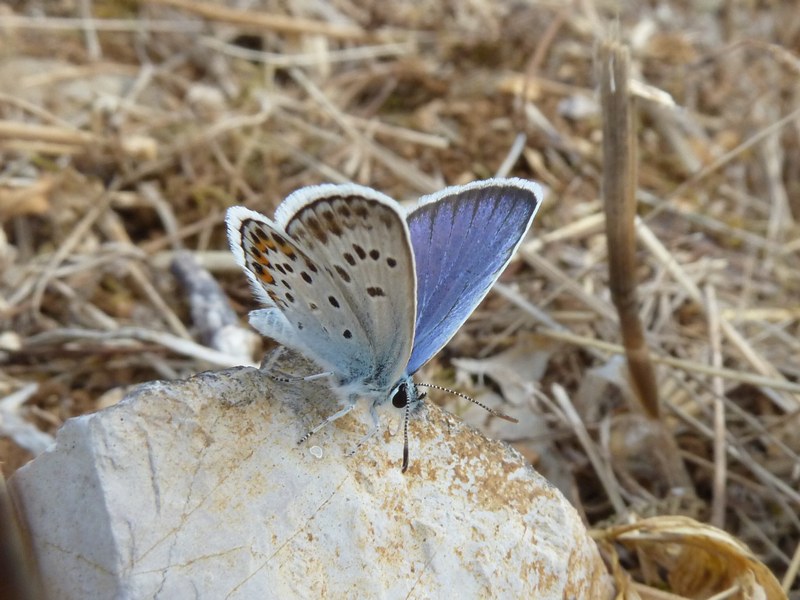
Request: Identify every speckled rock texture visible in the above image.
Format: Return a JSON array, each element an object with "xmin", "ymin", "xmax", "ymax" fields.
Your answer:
[{"xmin": 9, "ymin": 353, "xmax": 613, "ymax": 599}]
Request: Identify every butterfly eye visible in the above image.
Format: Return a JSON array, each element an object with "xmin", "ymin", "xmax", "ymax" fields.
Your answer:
[{"xmin": 391, "ymin": 384, "xmax": 408, "ymax": 409}]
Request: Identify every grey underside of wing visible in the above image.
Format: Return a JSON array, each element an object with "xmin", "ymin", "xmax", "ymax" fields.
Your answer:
[
  {"xmin": 234, "ymin": 217, "xmax": 353, "ymax": 378},
  {"xmin": 282, "ymin": 195, "xmax": 416, "ymax": 391},
  {"xmin": 249, "ymin": 308, "xmax": 308, "ymax": 358}
]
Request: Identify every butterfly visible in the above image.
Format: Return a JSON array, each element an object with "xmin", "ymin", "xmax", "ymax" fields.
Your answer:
[{"xmin": 226, "ymin": 178, "xmax": 542, "ymax": 471}]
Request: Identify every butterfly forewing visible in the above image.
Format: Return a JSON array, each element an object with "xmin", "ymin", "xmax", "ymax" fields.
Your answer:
[
  {"xmin": 280, "ymin": 188, "xmax": 416, "ymax": 390},
  {"xmin": 404, "ymin": 179, "xmax": 542, "ymax": 375}
]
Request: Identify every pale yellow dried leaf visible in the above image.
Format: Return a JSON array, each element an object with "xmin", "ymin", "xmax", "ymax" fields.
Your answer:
[{"xmin": 595, "ymin": 516, "xmax": 785, "ymax": 600}]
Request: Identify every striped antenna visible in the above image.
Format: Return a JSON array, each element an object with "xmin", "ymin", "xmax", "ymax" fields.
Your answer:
[
  {"xmin": 401, "ymin": 402, "xmax": 411, "ymax": 473},
  {"xmin": 416, "ymin": 383, "xmax": 518, "ymax": 423}
]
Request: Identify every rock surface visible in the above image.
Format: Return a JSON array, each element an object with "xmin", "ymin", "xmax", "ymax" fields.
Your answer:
[{"xmin": 9, "ymin": 353, "xmax": 613, "ymax": 599}]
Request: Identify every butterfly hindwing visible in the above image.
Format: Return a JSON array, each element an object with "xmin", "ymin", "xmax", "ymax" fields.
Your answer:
[
  {"xmin": 404, "ymin": 178, "xmax": 542, "ymax": 375},
  {"xmin": 227, "ymin": 206, "xmax": 375, "ymax": 381}
]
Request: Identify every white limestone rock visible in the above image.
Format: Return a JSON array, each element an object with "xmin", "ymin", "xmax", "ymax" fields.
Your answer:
[{"xmin": 9, "ymin": 353, "xmax": 613, "ymax": 599}]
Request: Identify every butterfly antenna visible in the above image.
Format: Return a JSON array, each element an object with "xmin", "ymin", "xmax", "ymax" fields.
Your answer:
[
  {"xmin": 347, "ymin": 421, "xmax": 382, "ymax": 458},
  {"xmin": 416, "ymin": 383, "xmax": 519, "ymax": 423},
  {"xmin": 401, "ymin": 402, "xmax": 410, "ymax": 473}
]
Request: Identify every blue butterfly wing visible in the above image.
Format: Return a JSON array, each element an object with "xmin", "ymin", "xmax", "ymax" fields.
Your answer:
[{"xmin": 405, "ymin": 178, "xmax": 542, "ymax": 375}]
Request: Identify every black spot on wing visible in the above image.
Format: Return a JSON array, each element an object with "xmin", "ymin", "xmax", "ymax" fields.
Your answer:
[{"xmin": 334, "ymin": 265, "xmax": 351, "ymax": 283}]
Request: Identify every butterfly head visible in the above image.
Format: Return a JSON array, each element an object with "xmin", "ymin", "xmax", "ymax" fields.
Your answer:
[
  {"xmin": 387, "ymin": 376, "xmax": 427, "ymax": 473},
  {"xmin": 390, "ymin": 377, "xmax": 426, "ymax": 414}
]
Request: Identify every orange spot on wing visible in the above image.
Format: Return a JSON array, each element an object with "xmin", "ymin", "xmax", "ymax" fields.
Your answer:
[{"xmin": 250, "ymin": 261, "xmax": 274, "ymax": 284}]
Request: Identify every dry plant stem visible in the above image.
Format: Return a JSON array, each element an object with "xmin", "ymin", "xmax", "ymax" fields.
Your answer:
[
  {"xmin": 141, "ymin": 212, "xmax": 226, "ymax": 254},
  {"xmin": 200, "ymin": 37, "xmax": 415, "ymax": 68},
  {"xmin": 150, "ymin": 251, "xmax": 240, "ymax": 273},
  {"xmin": 521, "ymin": 212, "xmax": 605, "ymax": 255},
  {"xmin": 344, "ymin": 115, "xmax": 448, "ymax": 149},
  {"xmin": 641, "ymin": 101, "xmax": 702, "ymax": 176},
  {"xmin": 551, "ymin": 384, "xmax": 627, "ymax": 516},
  {"xmin": 0, "ymin": 141, "xmax": 90, "ymax": 155},
  {"xmin": 0, "ymin": 120, "xmax": 97, "ymax": 146},
  {"xmin": 109, "ymin": 64, "xmax": 156, "ymax": 130},
  {"xmin": 519, "ymin": 252, "xmax": 618, "ymax": 322},
  {"xmin": 23, "ymin": 327, "xmax": 254, "ymax": 368},
  {"xmin": 495, "ymin": 133, "xmax": 527, "ymax": 178},
  {"xmin": 78, "ymin": 0, "xmax": 101, "ymax": 61},
  {"xmin": 29, "ymin": 191, "xmax": 113, "ymax": 313},
  {"xmin": 667, "ymin": 397, "xmax": 800, "ymax": 508},
  {"xmin": 705, "ymin": 285, "xmax": 728, "ymax": 529},
  {"xmin": 98, "ymin": 211, "xmax": 192, "ymax": 340},
  {"xmin": 138, "ymin": 182, "xmax": 180, "ymax": 247},
  {"xmin": 146, "ymin": 0, "xmax": 368, "ymax": 41},
  {"xmin": 733, "ymin": 508, "xmax": 794, "ymax": 565},
  {"xmin": 680, "ymin": 452, "xmax": 779, "ymax": 498},
  {"xmin": 599, "ymin": 40, "xmax": 660, "ymax": 420},
  {"xmin": 639, "ymin": 188, "xmax": 781, "ymax": 253},
  {"xmin": 636, "ymin": 218, "xmax": 800, "ymax": 412},
  {"xmin": 525, "ymin": 7, "xmax": 568, "ymax": 77},
  {"xmin": 50, "ymin": 279, "xmax": 117, "ymax": 331},
  {"xmin": 0, "ymin": 14, "xmax": 204, "ymax": 33},
  {"xmin": 493, "ymin": 283, "xmax": 800, "ymax": 395},
  {"xmin": 288, "ymin": 68, "xmax": 440, "ymax": 193},
  {"xmin": 783, "ymin": 539, "xmax": 800, "ymax": 592},
  {"xmin": 0, "ymin": 93, "xmax": 76, "ymax": 129},
  {"xmin": 666, "ymin": 103, "xmax": 800, "ymax": 203},
  {"xmin": 629, "ymin": 581, "xmax": 693, "ymax": 599},
  {"xmin": 540, "ymin": 192, "xmax": 781, "ymax": 259}
]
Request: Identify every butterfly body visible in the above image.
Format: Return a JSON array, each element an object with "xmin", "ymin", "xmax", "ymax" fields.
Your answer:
[{"xmin": 227, "ymin": 178, "xmax": 542, "ymax": 467}]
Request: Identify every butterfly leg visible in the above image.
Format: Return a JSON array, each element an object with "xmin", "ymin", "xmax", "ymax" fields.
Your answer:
[
  {"xmin": 269, "ymin": 370, "xmax": 334, "ymax": 383},
  {"xmin": 346, "ymin": 403, "xmax": 382, "ymax": 457},
  {"xmin": 251, "ymin": 310, "xmax": 334, "ymax": 382},
  {"xmin": 298, "ymin": 400, "xmax": 355, "ymax": 445}
]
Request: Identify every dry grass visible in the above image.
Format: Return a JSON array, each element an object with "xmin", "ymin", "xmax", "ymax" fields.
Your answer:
[{"xmin": 1, "ymin": 1, "xmax": 799, "ymax": 598}]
